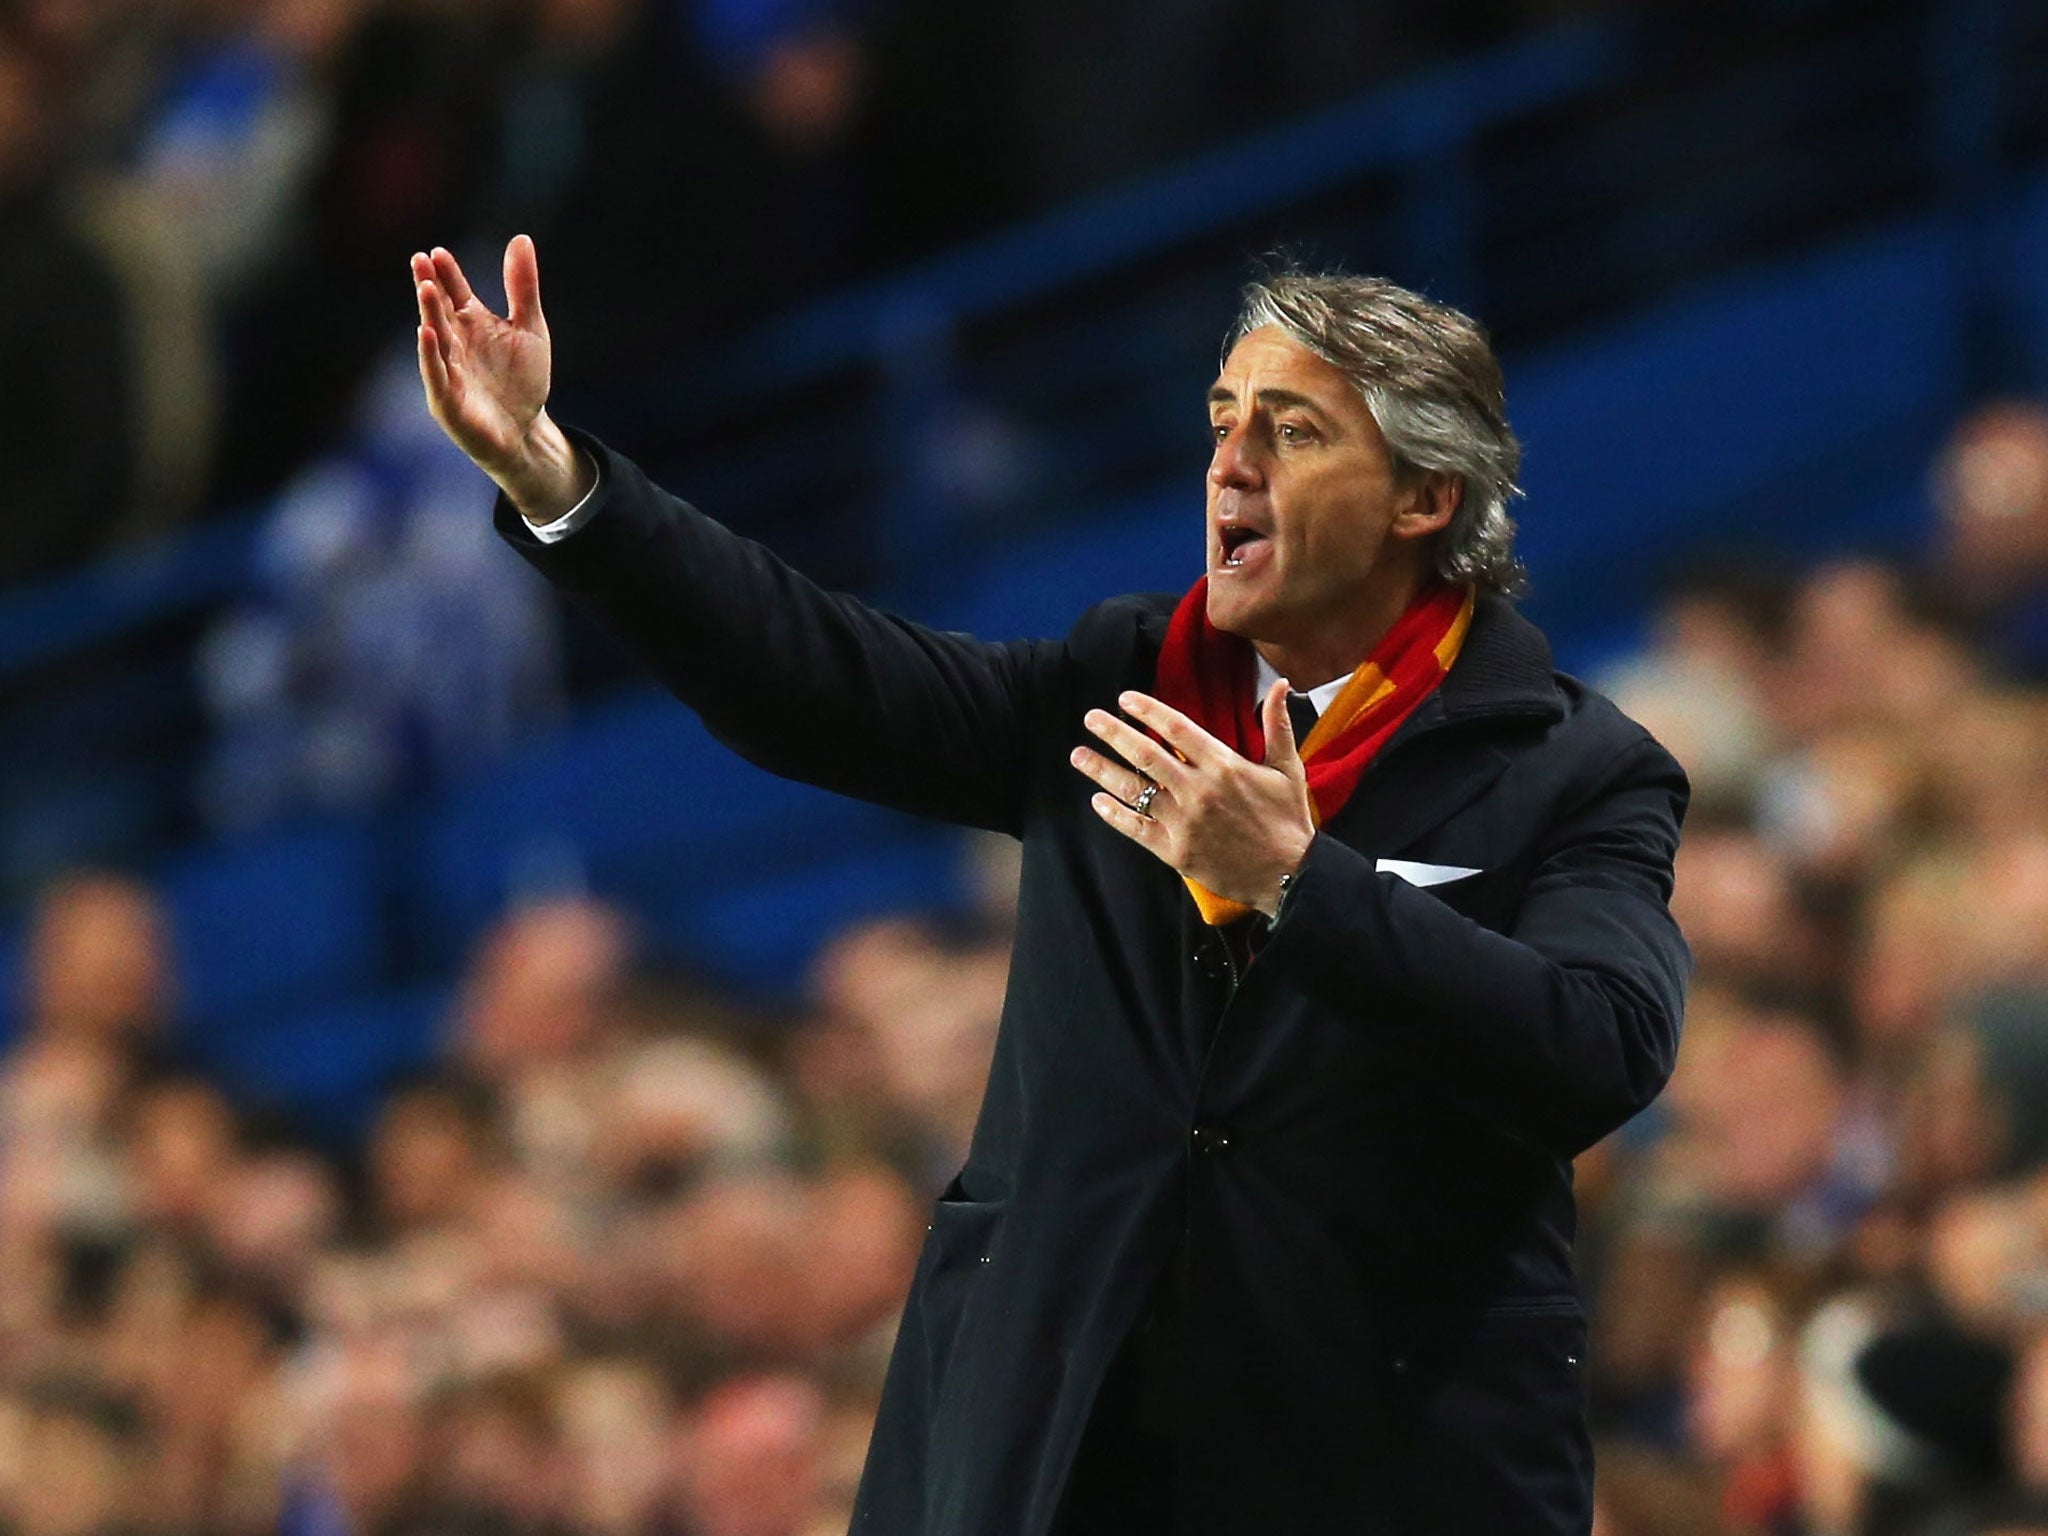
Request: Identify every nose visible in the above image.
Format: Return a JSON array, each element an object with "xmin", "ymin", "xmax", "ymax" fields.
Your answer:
[{"xmin": 1209, "ymin": 421, "xmax": 1264, "ymax": 492}]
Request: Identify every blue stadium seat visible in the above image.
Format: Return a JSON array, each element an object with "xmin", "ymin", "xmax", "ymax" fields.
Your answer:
[
  {"xmin": 162, "ymin": 817, "xmax": 383, "ymax": 1040},
  {"xmin": 655, "ymin": 833, "xmax": 968, "ymax": 998},
  {"xmin": 923, "ymin": 489, "xmax": 1199, "ymax": 642},
  {"xmin": 1515, "ymin": 219, "xmax": 1959, "ymax": 638},
  {"xmin": 2010, "ymin": 176, "xmax": 2048, "ymax": 389},
  {"xmin": 195, "ymin": 985, "xmax": 449, "ymax": 1144},
  {"xmin": 0, "ymin": 925, "xmax": 19, "ymax": 1047},
  {"xmin": 397, "ymin": 687, "xmax": 895, "ymax": 969}
]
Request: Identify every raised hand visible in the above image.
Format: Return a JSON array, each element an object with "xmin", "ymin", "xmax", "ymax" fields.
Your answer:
[
  {"xmin": 411, "ymin": 236, "xmax": 593, "ymax": 523},
  {"xmin": 1070, "ymin": 681, "xmax": 1315, "ymax": 917}
]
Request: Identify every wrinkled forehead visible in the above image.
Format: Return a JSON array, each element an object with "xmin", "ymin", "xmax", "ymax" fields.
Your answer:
[{"xmin": 1210, "ymin": 325, "xmax": 1368, "ymax": 416}]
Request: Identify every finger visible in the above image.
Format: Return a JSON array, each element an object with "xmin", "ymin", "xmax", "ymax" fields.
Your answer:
[
  {"xmin": 1084, "ymin": 709, "xmax": 1189, "ymax": 788},
  {"xmin": 504, "ymin": 233, "xmax": 544, "ymax": 332},
  {"xmin": 417, "ymin": 323, "xmax": 452, "ymax": 407},
  {"xmin": 1069, "ymin": 745, "xmax": 1159, "ymax": 809},
  {"xmin": 1091, "ymin": 793, "xmax": 1176, "ymax": 863},
  {"xmin": 1260, "ymin": 680, "xmax": 1303, "ymax": 775},
  {"xmin": 1116, "ymin": 691, "xmax": 1228, "ymax": 768},
  {"xmin": 418, "ymin": 281, "xmax": 462, "ymax": 361},
  {"xmin": 431, "ymin": 246, "xmax": 478, "ymax": 309}
]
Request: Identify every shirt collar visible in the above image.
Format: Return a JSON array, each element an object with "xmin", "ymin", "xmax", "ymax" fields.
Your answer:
[{"xmin": 1252, "ymin": 653, "xmax": 1354, "ymax": 717}]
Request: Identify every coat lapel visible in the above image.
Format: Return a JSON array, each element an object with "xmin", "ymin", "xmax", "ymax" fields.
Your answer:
[
  {"xmin": 1315, "ymin": 592, "xmax": 1562, "ymax": 857},
  {"xmin": 1317, "ymin": 719, "xmax": 1513, "ymax": 857}
]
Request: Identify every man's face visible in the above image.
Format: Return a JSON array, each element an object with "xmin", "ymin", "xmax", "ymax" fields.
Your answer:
[{"xmin": 1204, "ymin": 325, "xmax": 1423, "ymax": 644}]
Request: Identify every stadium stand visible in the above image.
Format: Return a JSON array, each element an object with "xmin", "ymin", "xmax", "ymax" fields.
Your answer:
[{"xmin": 5, "ymin": 8, "xmax": 2048, "ymax": 1530}]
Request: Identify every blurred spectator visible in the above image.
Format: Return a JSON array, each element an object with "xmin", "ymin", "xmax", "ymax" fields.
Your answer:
[
  {"xmin": 367, "ymin": 1074, "xmax": 500, "ymax": 1238},
  {"xmin": 1685, "ymin": 1268, "xmax": 1806, "ymax": 1532},
  {"xmin": 1603, "ymin": 568, "xmax": 1784, "ymax": 813},
  {"xmin": 4, "ymin": 1379, "xmax": 149, "ymax": 1536},
  {"xmin": 1574, "ymin": 452, "xmax": 2048, "ymax": 1535},
  {"xmin": 1, "ymin": 0, "xmax": 1682, "ymax": 591},
  {"xmin": 453, "ymin": 894, "xmax": 632, "ymax": 1190},
  {"xmin": 803, "ymin": 916, "xmax": 1003, "ymax": 1186},
  {"xmin": 125, "ymin": 1075, "xmax": 238, "ymax": 1233},
  {"xmin": 1793, "ymin": 1303, "xmax": 2013, "ymax": 1536},
  {"xmin": 0, "ymin": 28, "xmax": 138, "ymax": 586},
  {"xmin": 1669, "ymin": 825, "xmax": 1825, "ymax": 997},
  {"xmin": 22, "ymin": 871, "xmax": 177, "ymax": 1057},
  {"xmin": 197, "ymin": 354, "xmax": 566, "ymax": 833},
  {"xmin": 1591, "ymin": 1442, "xmax": 1727, "ymax": 1536},
  {"xmin": 212, "ymin": 0, "xmax": 524, "ymax": 500},
  {"xmin": 1934, "ymin": 402, "xmax": 2048, "ymax": 680},
  {"xmin": 674, "ymin": 1373, "xmax": 823, "ymax": 1536},
  {"xmin": 0, "ymin": 869, "xmax": 964, "ymax": 1536},
  {"xmin": 206, "ymin": 1142, "xmax": 341, "ymax": 1299}
]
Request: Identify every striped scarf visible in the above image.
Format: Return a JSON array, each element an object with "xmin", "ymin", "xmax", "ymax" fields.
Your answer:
[{"xmin": 1153, "ymin": 579, "xmax": 1476, "ymax": 925}]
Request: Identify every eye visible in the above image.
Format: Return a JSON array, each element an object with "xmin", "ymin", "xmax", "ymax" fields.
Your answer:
[
  {"xmin": 1278, "ymin": 421, "xmax": 1312, "ymax": 443},
  {"xmin": 1210, "ymin": 420, "xmax": 1232, "ymax": 443}
]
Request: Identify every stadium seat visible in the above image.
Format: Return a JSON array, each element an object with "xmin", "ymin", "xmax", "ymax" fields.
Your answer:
[
  {"xmin": 162, "ymin": 817, "xmax": 383, "ymax": 1040},
  {"xmin": 655, "ymin": 833, "xmax": 968, "ymax": 998},
  {"xmin": 193, "ymin": 984, "xmax": 449, "ymax": 1145},
  {"xmin": 396, "ymin": 687, "xmax": 897, "ymax": 970}
]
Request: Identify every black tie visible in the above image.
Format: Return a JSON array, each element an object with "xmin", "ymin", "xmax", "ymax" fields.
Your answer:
[{"xmin": 1286, "ymin": 691, "xmax": 1320, "ymax": 748}]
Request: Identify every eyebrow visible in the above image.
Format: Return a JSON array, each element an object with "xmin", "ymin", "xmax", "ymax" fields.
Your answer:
[{"xmin": 1206, "ymin": 385, "xmax": 1335, "ymax": 423}]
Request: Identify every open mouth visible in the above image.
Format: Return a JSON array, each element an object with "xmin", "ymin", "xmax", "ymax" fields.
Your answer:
[{"xmin": 1219, "ymin": 526, "xmax": 1268, "ymax": 568}]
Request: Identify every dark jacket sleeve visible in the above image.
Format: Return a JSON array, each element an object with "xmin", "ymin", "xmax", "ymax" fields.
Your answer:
[
  {"xmin": 494, "ymin": 431, "xmax": 1055, "ymax": 835},
  {"xmin": 1258, "ymin": 732, "xmax": 1691, "ymax": 1157}
]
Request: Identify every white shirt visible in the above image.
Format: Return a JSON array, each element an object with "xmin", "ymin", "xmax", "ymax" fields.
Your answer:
[
  {"xmin": 1253, "ymin": 655, "xmax": 1354, "ymax": 722},
  {"xmin": 525, "ymin": 459, "xmax": 606, "ymax": 543}
]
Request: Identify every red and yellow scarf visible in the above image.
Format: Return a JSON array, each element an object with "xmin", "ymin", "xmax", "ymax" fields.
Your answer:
[{"xmin": 1153, "ymin": 579, "xmax": 1476, "ymax": 925}]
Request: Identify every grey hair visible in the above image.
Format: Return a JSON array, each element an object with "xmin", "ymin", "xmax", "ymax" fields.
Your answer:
[{"xmin": 1226, "ymin": 270, "xmax": 1526, "ymax": 594}]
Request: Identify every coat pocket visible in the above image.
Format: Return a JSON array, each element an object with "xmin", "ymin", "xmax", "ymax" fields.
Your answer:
[
  {"xmin": 1389, "ymin": 1302, "xmax": 1593, "ymax": 1533},
  {"xmin": 918, "ymin": 1177, "xmax": 1008, "ymax": 1408}
]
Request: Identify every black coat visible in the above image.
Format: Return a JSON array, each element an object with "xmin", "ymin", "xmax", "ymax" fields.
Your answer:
[{"xmin": 496, "ymin": 434, "xmax": 1693, "ymax": 1536}]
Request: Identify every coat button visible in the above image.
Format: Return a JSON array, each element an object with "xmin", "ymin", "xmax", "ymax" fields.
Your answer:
[
  {"xmin": 1191, "ymin": 1123, "xmax": 1233, "ymax": 1154},
  {"xmin": 1192, "ymin": 939, "xmax": 1229, "ymax": 979}
]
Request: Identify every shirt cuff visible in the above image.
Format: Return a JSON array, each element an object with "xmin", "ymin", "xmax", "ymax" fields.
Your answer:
[{"xmin": 524, "ymin": 454, "xmax": 605, "ymax": 543}]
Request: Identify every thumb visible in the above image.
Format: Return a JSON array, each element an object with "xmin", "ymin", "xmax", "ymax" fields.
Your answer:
[
  {"xmin": 505, "ymin": 234, "xmax": 546, "ymax": 332},
  {"xmin": 1261, "ymin": 680, "xmax": 1303, "ymax": 775}
]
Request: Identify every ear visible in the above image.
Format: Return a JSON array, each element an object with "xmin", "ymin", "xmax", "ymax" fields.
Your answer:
[{"xmin": 1388, "ymin": 473, "xmax": 1462, "ymax": 543}]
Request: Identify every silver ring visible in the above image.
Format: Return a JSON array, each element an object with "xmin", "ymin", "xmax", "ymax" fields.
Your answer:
[{"xmin": 1131, "ymin": 781, "xmax": 1159, "ymax": 817}]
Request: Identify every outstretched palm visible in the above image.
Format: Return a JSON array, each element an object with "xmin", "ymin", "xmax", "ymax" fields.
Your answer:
[{"xmin": 411, "ymin": 236, "xmax": 553, "ymax": 474}]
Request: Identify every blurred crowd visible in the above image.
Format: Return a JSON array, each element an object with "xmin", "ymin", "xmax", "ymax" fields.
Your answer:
[
  {"xmin": 1582, "ymin": 400, "xmax": 2048, "ymax": 1536},
  {"xmin": 0, "ymin": 0, "xmax": 1652, "ymax": 590},
  {"xmin": 4, "ymin": 397, "xmax": 2048, "ymax": 1536},
  {"xmin": 191, "ymin": 352, "xmax": 567, "ymax": 832},
  {"xmin": 3, "ymin": 0, "xmax": 2048, "ymax": 1526},
  {"xmin": 0, "ymin": 851, "xmax": 1016, "ymax": 1536}
]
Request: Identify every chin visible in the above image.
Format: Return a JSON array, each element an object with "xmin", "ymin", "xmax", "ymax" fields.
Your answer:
[{"xmin": 1204, "ymin": 581, "xmax": 1269, "ymax": 639}]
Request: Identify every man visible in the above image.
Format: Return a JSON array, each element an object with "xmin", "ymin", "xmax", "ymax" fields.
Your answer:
[{"xmin": 410, "ymin": 238, "xmax": 1690, "ymax": 1535}]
